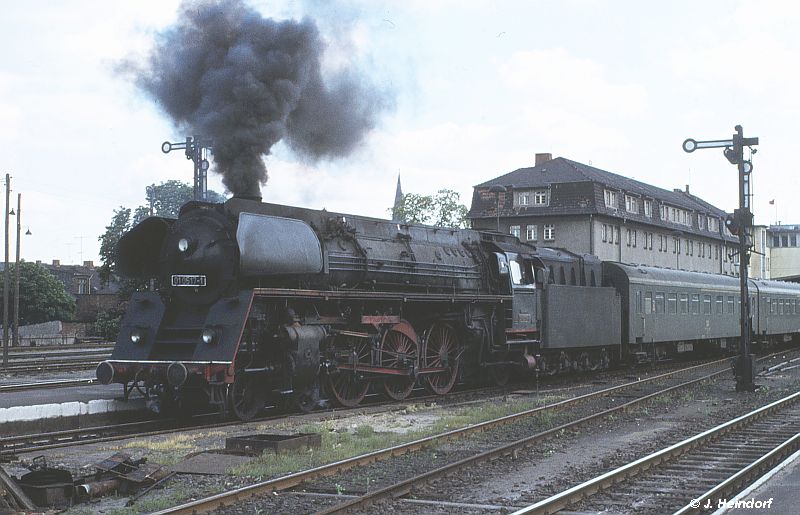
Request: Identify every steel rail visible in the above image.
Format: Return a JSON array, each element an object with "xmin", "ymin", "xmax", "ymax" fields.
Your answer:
[
  {"xmin": 672, "ymin": 435, "xmax": 800, "ymax": 515},
  {"xmin": 0, "ymin": 382, "xmax": 514, "ymax": 458},
  {"xmin": 512, "ymin": 390, "xmax": 800, "ymax": 515},
  {"xmin": 0, "ymin": 378, "xmax": 96, "ymax": 392},
  {"xmin": 1, "ymin": 359, "xmax": 105, "ymax": 373},
  {"xmin": 153, "ymin": 356, "xmax": 740, "ymax": 515},
  {"xmin": 315, "ymin": 362, "xmax": 741, "ymax": 514}
]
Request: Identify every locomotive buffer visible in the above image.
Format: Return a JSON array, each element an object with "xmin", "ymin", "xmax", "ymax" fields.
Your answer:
[{"xmin": 683, "ymin": 125, "xmax": 759, "ymax": 392}]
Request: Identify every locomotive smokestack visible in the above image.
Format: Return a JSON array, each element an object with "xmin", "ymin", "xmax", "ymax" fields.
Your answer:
[{"xmin": 126, "ymin": 0, "xmax": 392, "ymax": 198}]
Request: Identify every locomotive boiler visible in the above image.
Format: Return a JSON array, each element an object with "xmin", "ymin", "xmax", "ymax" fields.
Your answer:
[{"xmin": 96, "ymin": 196, "xmax": 619, "ymax": 419}]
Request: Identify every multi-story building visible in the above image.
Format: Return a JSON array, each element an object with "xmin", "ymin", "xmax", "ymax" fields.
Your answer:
[
  {"xmin": 766, "ymin": 224, "xmax": 800, "ymax": 281},
  {"xmin": 469, "ymin": 154, "xmax": 740, "ymax": 275}
]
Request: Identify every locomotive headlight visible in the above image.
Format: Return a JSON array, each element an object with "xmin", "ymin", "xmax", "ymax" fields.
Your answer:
[
  {"xmin": 178, "ymin": 238, "xmax": 191, "ymax": 253},
  {"xmin": 130, "ymin": 328, "xmax": 144, "ymax": 344},
  {"xmin": 201, "ymin": 327, "xmax": 217, "ymax": 345}
]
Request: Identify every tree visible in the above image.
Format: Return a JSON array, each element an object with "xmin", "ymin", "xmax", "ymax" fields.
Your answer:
[
  {"xmin": 98, "ymin": 207, "xmax": 131, "ymax": 285},
  {"xmin": 392, "ymin": 189, "xmax": 470, "ymax": 228},
  {"xmin": 0, "ymin": 262, "xmax": 75, "ymax": 324}
]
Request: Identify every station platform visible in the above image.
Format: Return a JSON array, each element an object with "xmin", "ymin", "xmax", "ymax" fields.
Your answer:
[{"xmin": 715, "ymin": 448, "xmax": 800, "ymax": 515}]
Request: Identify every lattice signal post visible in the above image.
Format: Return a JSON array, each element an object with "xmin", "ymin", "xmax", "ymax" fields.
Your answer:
[
  {"xmin": 683, "ymin": 125, "xmax": 759, "ymax": 392},
  {"xmin": 161, "ymin": 137, "xmax": 213, "ymax": 201}
]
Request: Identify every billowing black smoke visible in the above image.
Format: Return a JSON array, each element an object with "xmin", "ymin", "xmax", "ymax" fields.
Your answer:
[{"xmin": 132, "ymin": 0, "xmax": 391, "ymax": 197}]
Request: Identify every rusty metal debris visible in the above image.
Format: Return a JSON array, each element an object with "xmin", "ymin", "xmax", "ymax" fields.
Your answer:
[{"xmin": 2, "ymin": 452, "xmax": 171, "ymax": 509}]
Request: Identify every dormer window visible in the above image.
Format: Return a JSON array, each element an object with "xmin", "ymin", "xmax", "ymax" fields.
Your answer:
[
  {"xmin": 604, "ymin": 190, "xmax": 618, "ymax": 209},
  {"xmin": 643, "ymin": 199, "xmax": 652, "ymax": 217},
  {"xmin": 625, "ymin": 195, "xmax": 639, "ymax": 214},
  {"xmin": 533, "ymin": 189, "xmax": 549, "ymax": 205},
  {"xmin": 515, "ymin": 191, "xmax": 530, "ymax": 206}
]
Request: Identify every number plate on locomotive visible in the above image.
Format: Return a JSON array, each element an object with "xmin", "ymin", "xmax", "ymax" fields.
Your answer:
[{"xmin": 171, "ymin": 274, "xmax": 207, "ymax": 287}]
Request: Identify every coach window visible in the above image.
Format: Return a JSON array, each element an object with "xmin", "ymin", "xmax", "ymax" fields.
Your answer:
[
  {"xmin": 644, "ymin": 292, "xmax": 653, "ymax": 314},
  {"xmin": 679, "ymin": 293, "xmax": 688, "ymax": 314},
  {"xmin": 703, "ymin": 295, "xmax": 712, "ymax": 315},
  {"xmin": 727, "ymin": 296, "xmax": 735, "ymax": 314},
  {"xmin": 655, "ymin": 292, "xmax": 665, "ymax": 314},
  {"xmin": 590, "ymin": 270, "xmax": 596, "ymax": 286},
  {"xmin": 570, "ymin": 268, "xmax": 576, "ymax": 285},
  {"xmin": 779, "ymin": 299, "xmax": 784, "ymax": 315},
  {"xmin": 667, "ymin": 293, "xmax": 677, "ymax": 314},
  {"xmin": 548, "ymin": 266, "xmax": 555, "ymax": 284},
  {"xmin": 691, "ymin": 294, "xmax": 700, "ymax": 314},
  {"xmin": 635, "ymin": 290, "xmax": 642, "ymax": 314},
  {"xmin": 716, "ymin": 295, "xmax": 723, "ymax": 315},
  {"xmin": 559, "ymin": 267, "xmax": 566, "ymax": 284}
]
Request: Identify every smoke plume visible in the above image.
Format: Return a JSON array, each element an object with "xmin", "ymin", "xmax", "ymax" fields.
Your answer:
[{"xmin": 133, "ymin": 0, "xmax": 391, "ymax": 197}]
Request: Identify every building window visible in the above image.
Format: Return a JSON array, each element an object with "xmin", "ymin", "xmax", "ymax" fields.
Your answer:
[
  {"xmin": 533, "ymin": 189, "xmax": 548, "ymax": 206},
  {"xmin": 602, "ymin": 224, "xmax": 608, "ymax": 242},
  {"xmin": 515, "ymin": 191, "xmax": 530, "ymax": 206},
  {"xmin": 544, "ymin": 224, "xmax": 555, "ymax": 241},
  {"xmin": 604, "ymin": 190, "xmax": 618, "ymax": 209},
  {"xmin": 625, "ymin": 195, "xmax": 639, "ymax": 214},
  {"xmin": 510, "ymin": 225, "xmax": 521, "ymax": 238},
  {"xmin": 626, "ymin": 228, "xmax": 631, "ymax": 246},
  {"xmin": 78, "ymin": 278, "xmax": 88, "ymax": 295},
  {"xmin": 632, "ymin": 230, "xmax": 637, "ymax": 248},
  {"xmin": 614, "ymin": 226, "xmax": 620, "ymax": 245},
  {"xmin": 644, "ymin": 200, "xmax": 652, "ymax": 218},
  {"xmin": 526, "ymin": 225, "xmax": 537, "ymax": 241},
  {"xmin": 708, "ymin": 217, "xmax": 719, "ymax": 232}
]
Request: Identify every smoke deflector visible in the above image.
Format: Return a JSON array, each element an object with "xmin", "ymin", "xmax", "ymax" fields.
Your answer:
[{"xmin": 237, "ymin": 212, "xmax": 323, "ymax": 276}]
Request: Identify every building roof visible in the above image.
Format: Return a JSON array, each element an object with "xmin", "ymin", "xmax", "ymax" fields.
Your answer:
[
  {"xmin": 475, "ymin": 157, "xmax": 728, "ymax": 217},
  {"xmin": 470, "ymin": 156, "xmax": 737, "ymax": 243}
]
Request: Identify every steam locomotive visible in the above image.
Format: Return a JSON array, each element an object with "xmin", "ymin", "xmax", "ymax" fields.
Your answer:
[{"xmin": 96, "ymin": 196, "xmax": 800, "ymax": 420}]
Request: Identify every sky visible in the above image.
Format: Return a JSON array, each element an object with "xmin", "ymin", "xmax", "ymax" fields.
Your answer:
[{"xmin": 1, "ymin": 0, "xmax": 799, "ymax": 266}]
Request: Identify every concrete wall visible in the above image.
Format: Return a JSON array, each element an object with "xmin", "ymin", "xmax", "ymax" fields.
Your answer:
[{"xmin": 770, "ymin": 247, "xmax": 800, "ymax": 279}]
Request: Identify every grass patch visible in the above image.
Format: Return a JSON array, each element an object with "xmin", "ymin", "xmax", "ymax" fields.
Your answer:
[
  {"xmin": 121, "ymin": 434, "xmax": 199, "ymax": 466},
  {"xmin": 230, "ymin": 393, "xmax": 566, "ymax": 480},
  {"xmin": 103, "ymin": 486, "xmax": 218, "ymax": 515}
]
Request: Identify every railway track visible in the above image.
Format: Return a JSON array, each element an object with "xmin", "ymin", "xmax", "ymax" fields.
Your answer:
[
  {"xmin": 0, "ymin": 358, "xmax": 107, "ymax": 374},
  {"xmin": 0, "ymin": 354, "xmax": 727, "ymax": 458},
  {"xmin": 150, "ymin": 351, "xmax": 790, "ymax": 514},
  {"xmin": 0, "ymin": 378, "xmax": 97, "ymax": 393},
  {"xmin": 514, "ymin": 390, "xmax": 800, "ymax": 515}
]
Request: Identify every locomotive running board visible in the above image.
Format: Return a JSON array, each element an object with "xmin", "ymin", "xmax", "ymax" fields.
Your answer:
[{"xmin": 253, "ymin": 287, "xmax": 512, "ymax": 303}]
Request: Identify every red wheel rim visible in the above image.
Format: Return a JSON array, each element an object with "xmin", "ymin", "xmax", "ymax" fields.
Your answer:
[
  {"xmin": 422, "ymin": 323, "xmax": 461, "ymax": 395},
  {"xmin": 380, "ymin": 321, "xmax": 418, "ymax": 401},
  {"xmin": 326, "ymin": 335, "xmax": 371, "ymax": 407}
]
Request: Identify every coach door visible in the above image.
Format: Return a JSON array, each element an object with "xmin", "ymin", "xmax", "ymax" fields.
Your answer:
[{"xmin": 632, "ymin": 289, "xmax": 649, "ymax": 343}]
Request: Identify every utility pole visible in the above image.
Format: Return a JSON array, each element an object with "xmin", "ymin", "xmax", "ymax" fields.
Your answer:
[
  {"xmin": 683, "ymin": 125, "xmax": 759, "ymax": 392},
  {"xmin": 13, "ymin": 194, "xmax": 21, "ymax": 348},
  {"xmin": 2, "ymin": 174, "xmax": 9, "ymax": 368}
]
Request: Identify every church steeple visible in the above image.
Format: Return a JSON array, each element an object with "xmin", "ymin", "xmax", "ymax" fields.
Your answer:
[{"xmin": 392, "ymin": 173, "xmax": 404, "ymax": 221}]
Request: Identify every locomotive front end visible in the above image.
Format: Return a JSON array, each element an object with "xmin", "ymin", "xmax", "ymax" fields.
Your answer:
[{"xmin": 96, "ymin": 202, "xmax": 249, "ymax": 408}]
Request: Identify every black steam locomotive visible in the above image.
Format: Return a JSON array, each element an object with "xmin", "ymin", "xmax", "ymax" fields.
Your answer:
[{"xmin": 96, "ymin": 197, "xmax": 800, "ymax": 420}]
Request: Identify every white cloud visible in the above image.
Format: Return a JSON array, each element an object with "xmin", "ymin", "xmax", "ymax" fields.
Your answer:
[{"xmin": 500, "ymin": 48, "xmax": 649, "ymax": 119}]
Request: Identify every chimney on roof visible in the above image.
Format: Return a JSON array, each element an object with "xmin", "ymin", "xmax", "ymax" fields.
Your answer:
[
  {"xmin": 52, "ymin": 259, "xmax": 60, "ymax": 266},
  {"xmin": 673, "ymin": 188, "xmax": 682, "ymax": 193},
  {"xmin": 535, "ymin": 153, "xmax": 552, "ymax": 166},
  {"xmin": 685, "ymin": 184, "xmax": 690, "ymax": 194},
  {"xmin": 83, "ymin": 260, "xmax": 93, "ymax": 268}
]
